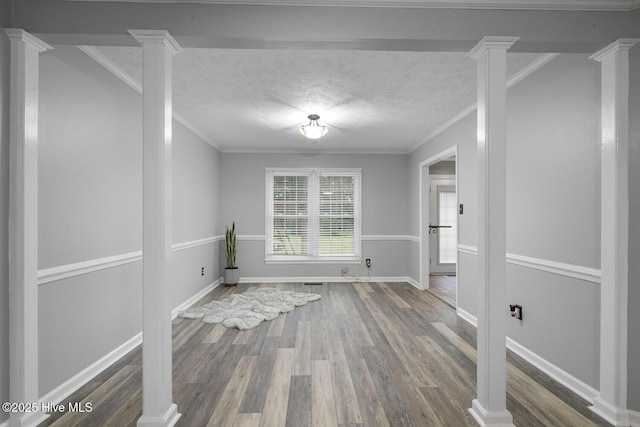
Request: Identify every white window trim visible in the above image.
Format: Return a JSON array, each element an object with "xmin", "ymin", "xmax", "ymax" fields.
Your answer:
[{"xmin": 265, "ymin": 168, "xmax": 362, "ymax": 264}]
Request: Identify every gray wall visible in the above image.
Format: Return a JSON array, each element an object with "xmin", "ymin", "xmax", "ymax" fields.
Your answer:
[
  {"xmin": 505, "ymin": 54, "xmax": 601, "ymax": 388},
  {"xmin": 628, "ymin": 44, "xmax": 640, "ymax": 412},
  {"xmin": 407, "ymin": 111, "xmax": 476, "ymax": 311},
  {"xmin": 37, "ymin": 46, "xmax": 220, "ymax": 395},
  {"xmin": 506, "ymin": 55, "xmax": 600, "ymax": 268},
  {"xmin": 219, "ymin": 152, "xmax": 409, "ymax": 280},
  {"xmin": 171, "ymin": 121, "xmax": 220, "ymax": 307},
  {"xmin": 409, "ymin": 54, "xmax": 603, "ymax": 388},
  {"xmin": 0, "ymin": 3, "xmax": 12, "ymax": 423}
]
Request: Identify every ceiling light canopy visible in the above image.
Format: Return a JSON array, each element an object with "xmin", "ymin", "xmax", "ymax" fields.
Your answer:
[{"xmin": 299, "ymin": 114, "xmax": 328, "ymax": 140}]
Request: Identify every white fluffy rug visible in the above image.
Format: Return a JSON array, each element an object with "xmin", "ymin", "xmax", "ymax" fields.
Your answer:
[{"xmin": 178, "ymin": 287, "xmax": 321, "ymax": 330}]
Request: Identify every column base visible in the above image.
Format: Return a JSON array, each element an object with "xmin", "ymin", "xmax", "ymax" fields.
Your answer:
[
  {"xmin": 469, "ymin": 399, "xmax": 514, "ymax": 427},
  {"xmin": 590, "ymin": 397, "xmax": 630, "ymax": 426},
  {"xmin": 137, "ymin": 403, "xmax": 181, "ymax": 427}
]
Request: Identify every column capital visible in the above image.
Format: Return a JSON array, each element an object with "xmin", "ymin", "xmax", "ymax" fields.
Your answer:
[
  {"xmin": 589, "ymin": 38, "xmax": 640, "ymax": 62},
  {"xmin": 467, "ymin": 36, "xmax": 519, "ymax": 60},
  {"xmin": 4, "ymin": 29, "xmax": 52, "ymax": 52},
  {"xmin": 128, "ymin": 30, "xmax": 182, "ymax": 55}
]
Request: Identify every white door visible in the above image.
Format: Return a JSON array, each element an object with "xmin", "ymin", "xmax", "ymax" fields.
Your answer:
[{"xmin": 429, "ymin": 178, "xmax": 457, "ymax": 275}]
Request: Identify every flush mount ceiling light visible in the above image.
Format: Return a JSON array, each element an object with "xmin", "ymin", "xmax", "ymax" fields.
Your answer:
[{"xmin": 299, "ymin": 114, "xmax": 328, "ymax": 140}]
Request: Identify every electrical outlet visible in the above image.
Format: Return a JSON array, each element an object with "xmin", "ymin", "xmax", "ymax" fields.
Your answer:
[
  {"xmin": 510, "ymin": 304, "xmax": 523, "ymax": 320},
  {"xmin": 201, "ymin": 267, "xmax": 205, "ymax": 276},
  {"xmin": 365, "ymin": 258, "xmax": 371, "ymax": 268}
]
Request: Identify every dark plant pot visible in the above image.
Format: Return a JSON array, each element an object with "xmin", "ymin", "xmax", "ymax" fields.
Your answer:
[{"xmin": 224, "ymin": 267, "xmax": 239, "ymax": 286}]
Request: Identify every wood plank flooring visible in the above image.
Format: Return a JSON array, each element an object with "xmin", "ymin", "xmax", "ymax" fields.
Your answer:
[
  {"xmin": 40, "ymin": 281, "xmax": 610, "ymax": 427},
  {"xmin": 426, "ymin": 275, "xmax": 457, "ymax": 308}
]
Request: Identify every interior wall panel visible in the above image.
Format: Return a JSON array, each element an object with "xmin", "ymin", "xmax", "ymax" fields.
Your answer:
[
  {"xmin": 409, "ymin": 53, "xmax": 603, "ymax": 390},
  {"xmin": 0, "ymin": 14, "xmax": 12, "ymax": 425},
  {"xmin": 37, "ymin": 45, "xmax": 220, "ymax": 397}
]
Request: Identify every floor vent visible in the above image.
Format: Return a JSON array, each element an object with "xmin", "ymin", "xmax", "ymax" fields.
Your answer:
[{"xmin": 303, "ymin": 282, "xmax": 324, "ymax": 286}]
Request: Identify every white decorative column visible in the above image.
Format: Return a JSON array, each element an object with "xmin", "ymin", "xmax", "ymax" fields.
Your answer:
[
  {"xmin": 467, "ymin": 36, "xmax": 518, "ymax": 427},
  {"xmin": 5, "ymin": 29, "xmax": 51, "ymax": 427},
  {"xmin": 589, "ymin": 38, "xmax": 639, "ymax": 427},
  {"xmin": 129, "ymin": 30, "xmax": 182, "ymax": 427}
]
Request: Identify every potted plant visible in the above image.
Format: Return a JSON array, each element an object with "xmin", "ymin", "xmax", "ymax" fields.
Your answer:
[{"xmin": 224, "ymin": 222, "xmax": 239, "ymax": 285}]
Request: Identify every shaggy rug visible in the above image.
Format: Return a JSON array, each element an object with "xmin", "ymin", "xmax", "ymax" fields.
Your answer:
[{"xmin": 178, "ymin": 287, "xmax": 321, "ymax": 330}]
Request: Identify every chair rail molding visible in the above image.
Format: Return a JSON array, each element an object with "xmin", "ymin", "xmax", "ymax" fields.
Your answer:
[
  {"xmin": 457, "ymin": 245, "xmax": 601, "ymax": 284},
  {"xmin": 37, "ymin": 236, "xmax": 222, "ymax": 285}
]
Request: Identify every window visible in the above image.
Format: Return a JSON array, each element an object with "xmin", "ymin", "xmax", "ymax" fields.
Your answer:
[
  {"xmin": 266, "ymin": 168, "xmax": 361, "ymax": 262},
  {"xmin": 438, "ymin": 188, "xmax": 457, "ymax": 264}
]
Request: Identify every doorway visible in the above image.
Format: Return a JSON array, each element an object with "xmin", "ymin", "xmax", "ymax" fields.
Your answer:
[
  {"xmin": 419, "ymin": 146, "xmax": 458, "ymax": 308},
  {"xmin": 429, "ymin": 177, "xmax": 456, "ymax": 275}
]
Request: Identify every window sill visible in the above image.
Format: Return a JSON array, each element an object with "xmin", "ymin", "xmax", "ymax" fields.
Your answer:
[{"xmin": 265, "ymin": 257, "xmax": 361, "ymax": 265}]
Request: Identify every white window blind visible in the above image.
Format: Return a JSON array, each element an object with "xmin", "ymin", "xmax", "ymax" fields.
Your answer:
[
  {"xmin": 266, "ymin": 168, "xmax": 361, "ymax": 262},
  {"xmin": 271, "ymin": 174, "xmax": 309, "ymax": 255}
]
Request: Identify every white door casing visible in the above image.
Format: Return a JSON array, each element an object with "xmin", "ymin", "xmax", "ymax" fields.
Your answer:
[{"xmin": 429, "ymin": 178, "xmax": 457, "ymax": 275}]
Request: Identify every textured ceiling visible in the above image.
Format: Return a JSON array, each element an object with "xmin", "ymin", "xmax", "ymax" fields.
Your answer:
[{"xmin": 94, "ymin": 46, "xmax": 544, "ymax": 153}]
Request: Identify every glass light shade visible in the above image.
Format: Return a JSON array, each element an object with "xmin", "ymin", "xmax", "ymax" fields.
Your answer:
[{"xmin": 299, "ymin": 115, "xmax": 328, "ymax": 140}]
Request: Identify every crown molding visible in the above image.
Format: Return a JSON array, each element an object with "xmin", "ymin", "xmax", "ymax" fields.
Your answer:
[
  {"xmin": 77, "ymin": 45, "xmax": 221, "ymax": 150},
  {"xmin": 220, "ymin": 147, "xmax": 409, "ymax": 155},
  {"xmin": 411, "ymin": 52, "xmax": 559, "ymax": 152},
  {"xmin": 78, "ymin": 45, "xmax": 142, "ymax": 92},
  {"xmin": 56, "ymin": 0, "xmax": 640, "ymax": 11}
]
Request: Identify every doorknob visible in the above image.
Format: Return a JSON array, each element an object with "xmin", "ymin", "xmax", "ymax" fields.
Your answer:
[{"xmin": 428, "ymin": 225, "xmax": 451, "ymax": 234}]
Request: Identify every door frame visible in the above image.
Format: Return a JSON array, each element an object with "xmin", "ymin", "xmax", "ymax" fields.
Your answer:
[
  {"xmin": 429, "ymin": 179, "xmax": 456, "ymax": 275},
  {"xmin": 418, "ymin": 145, "xmax": 458, "ymax": 292}
]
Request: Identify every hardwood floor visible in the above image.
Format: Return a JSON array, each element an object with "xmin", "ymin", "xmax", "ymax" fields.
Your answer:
[
  {"xmin": 425, "ymin": 275, "xmax": 457, "ymax": 308},
  {"xmin": 40, "ymin": 281, "xmax": 609, "ymax": 427}
]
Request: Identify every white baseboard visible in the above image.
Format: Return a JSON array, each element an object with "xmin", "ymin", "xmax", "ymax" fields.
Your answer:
[
  {"xmin": 629, "ymin": 410, "xmax": 640, "ymax": 426},
  {"xmin": 171, "ymin": 279, "xmax": 222, "ymax": 319},
  {"xmin": 365, "ymin": 276, "xmax": 418, "ymax": 284},
  {"xmin": 455, "ymin": 307, "xmax": 598, "ymax": 406},
  {"xmin": 590, "ymin": 397, "xmax": 632, "ymax": 426},
  {"xmin": 506, "ymin": 337, "xmax": 598, "ymax": 404},
  {"xmin": 406, "ymin": 277, "xmax": 422, "ymax": 289},
  {"xmin": 40, "ymin": 279, "xmax": 220, "ymax": 408},
  {"xmin": 456, "ymin": 307, "xmax": 478, "ymax": 326},
  {"xmin": 40, "ymin": 332, "xmax": 143, "ymax": 407},
  {"xmin": 236, "ymin": 276, "xmax": 417, "ymax": 285},
  {"xmin": 238, "ymin": 276, "xmax": 350, "ymax": 283}
]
